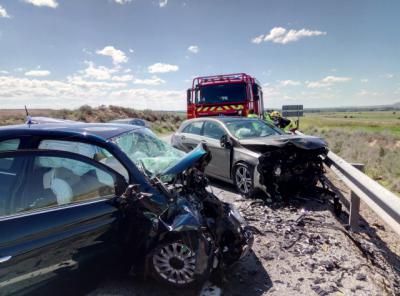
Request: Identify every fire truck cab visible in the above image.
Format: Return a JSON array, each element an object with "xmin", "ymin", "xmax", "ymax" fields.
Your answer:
[{"xmin": 186, "ymin": 73, "xmax": 264, "ymax": 119}]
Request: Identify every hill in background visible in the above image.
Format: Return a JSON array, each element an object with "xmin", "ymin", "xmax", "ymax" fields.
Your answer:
[{"xmin": 0, "ymin": 105, "xmax": 185, "ymax": 134}]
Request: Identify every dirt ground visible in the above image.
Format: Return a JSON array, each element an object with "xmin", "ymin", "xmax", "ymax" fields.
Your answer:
[{"xmin": 88, "ymin": 175, "xmax": 400, "ymax": 296}]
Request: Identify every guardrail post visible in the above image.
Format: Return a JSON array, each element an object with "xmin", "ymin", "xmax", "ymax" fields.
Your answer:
[
  {"xmin": 349, "ymin": 191, "xmax": 361, "ymax": 231},
  {"xmin": 348, "ymin": 163, "xmax": 365, "ymax": 231}
]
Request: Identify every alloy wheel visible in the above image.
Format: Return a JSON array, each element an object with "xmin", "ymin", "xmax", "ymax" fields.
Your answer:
[
  {"xmin": 235, "ymin": 165, "xmax": 252, "ymax": 194},
  {"xmin": 152, "ymin": 242, "xmax": 197, "ymax": 285}
]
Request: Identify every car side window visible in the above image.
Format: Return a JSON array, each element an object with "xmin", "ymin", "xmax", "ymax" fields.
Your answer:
[
  {"xmin": 182, "ymin": 121, "xmax": 204, "ymax": 135},
  {"xmin": 39, "ymin": 140, "xmax": 129, "ymax": 181},
  {"xmin": 0, "ymin": 139, "xmax": 20, "ymax": 151},
  {"xmin": 0, "ymin": 154, "xmax": 122, "ymax": 217},
  {"xmin": 0, "ymin": 139, "xmax": 20, "ymax": 170},
  {"xmin": 203, "ymin": 121, "xmax": 226, "ymax": 140}
]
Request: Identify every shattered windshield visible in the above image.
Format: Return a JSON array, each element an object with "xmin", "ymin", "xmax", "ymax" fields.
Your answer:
[
  {"xmin": 226, "ymin": 119, "xmax": 284, "ymax": 139},
  {"xmin": 112, "ymin": 129, "xmax": 185, "ymax": 176}
]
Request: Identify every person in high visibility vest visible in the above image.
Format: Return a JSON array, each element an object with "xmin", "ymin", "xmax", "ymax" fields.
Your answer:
[
  {"xmin": 247, "ymin": 109, "xmax": 258, "ymax": 118},
  {"xmin": 264, "ymin": 111, "xmax": 297, "ymax": 132}
]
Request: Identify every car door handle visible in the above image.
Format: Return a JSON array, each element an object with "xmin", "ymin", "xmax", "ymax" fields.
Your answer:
[
  {"xmin": 0, "ymin": 256, "xmax": 12, "ymax": 263},
  {"xmin": 181, "ymin": 135, "xmax": 186, "ymax": 140}
]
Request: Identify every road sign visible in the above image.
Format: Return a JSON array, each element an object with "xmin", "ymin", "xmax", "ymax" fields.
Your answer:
[{"xmin": 282, "ymin": 105, "xmax": 303, "ymax": 117}]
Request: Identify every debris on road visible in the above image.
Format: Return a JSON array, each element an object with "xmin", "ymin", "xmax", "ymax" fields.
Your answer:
[
  {"xmin": 89, "ymin": 181, "xmax": 400, "ymax": 295},
  {"xmin": 217, "ymin": 186, "xmax": 400, "ymax": 296}
]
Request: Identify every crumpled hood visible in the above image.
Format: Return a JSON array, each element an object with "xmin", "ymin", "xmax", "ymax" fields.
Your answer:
[
  {"xmin": 160, "ymin": 143, "xmax": 210, "ymax": 176},
  {"xmin": 239, "ymin": 134, "xmax": 328, "ymax": 150}
]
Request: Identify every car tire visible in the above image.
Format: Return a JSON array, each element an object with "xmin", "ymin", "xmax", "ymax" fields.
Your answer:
[
  {"xmin": 149, "ymin": 233, "xmax": 211, "ymax": 288},
  {"xmin": 234, "ymin": 162, "xmax": 254, "ymax": 197}
]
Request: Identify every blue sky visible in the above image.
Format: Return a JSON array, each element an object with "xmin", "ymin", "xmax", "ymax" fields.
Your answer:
[{"xmin": 0, "ymin": 0, "xmax": 399, "ymax": 110}]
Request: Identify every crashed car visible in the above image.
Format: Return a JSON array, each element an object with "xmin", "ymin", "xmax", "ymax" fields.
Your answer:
[
  {"xmin": 0, "ymin": 123, "xmax": 252, "ymax": 295},
  {"xmin": 172, "ymin": 117, "xmax": 328, "ymax": 198}
]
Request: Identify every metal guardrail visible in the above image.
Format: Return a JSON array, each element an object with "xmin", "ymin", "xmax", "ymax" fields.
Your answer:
[{"xmin": 325, "ymin": 151, "xmax": 400, "ymax": 235}]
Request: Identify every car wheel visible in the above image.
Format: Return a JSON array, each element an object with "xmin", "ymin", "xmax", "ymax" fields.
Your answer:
[
  {"xmin": 149, "ymin": 235, "xmax": 211, "ymax": 288},
  {"xmin": 234, "ymin": 163, "xmax": 254, "ymax": 197}
]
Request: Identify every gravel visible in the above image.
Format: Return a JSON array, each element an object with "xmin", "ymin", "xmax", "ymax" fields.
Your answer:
[{"xmin": 88, "ymin": 177, "xmax": 400, "ymax": 296}]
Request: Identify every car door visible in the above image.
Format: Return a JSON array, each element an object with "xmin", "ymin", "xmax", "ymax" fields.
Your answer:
[
  {"xmin": 0, "ymin": 150, "xmax": 127, "ymax": 296},
  {"xmin": 177, "ymin": 121, "xmax": 204, "ymax": 152},
  {"xmin": 201, "ymin": 121, "xmax": 231, "ymax": 180}
]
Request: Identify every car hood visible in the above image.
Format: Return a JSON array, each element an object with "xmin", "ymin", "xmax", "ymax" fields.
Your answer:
[
  {"xmin": 160, "ymin": 143, "xmax": 210, "ymax": 176},
  {"xmin": 239, "ymin": 134, "xmax": 328, "ymax": 151}
]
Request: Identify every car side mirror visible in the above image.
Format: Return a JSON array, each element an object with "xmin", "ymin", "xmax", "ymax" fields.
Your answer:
[{"xmin": 220, "ymin": 134, "xmax": 231, "ymax": 149}]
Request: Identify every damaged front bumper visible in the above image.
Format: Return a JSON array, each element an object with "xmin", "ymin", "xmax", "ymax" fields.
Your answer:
[{"xmin": 118, "ymin": 143, "xmax": 253, "ymax": 286}]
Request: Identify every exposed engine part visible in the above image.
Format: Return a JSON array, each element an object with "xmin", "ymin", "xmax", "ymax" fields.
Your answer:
[
  {"xmin": 115, "ymin": 144, "xmax": 253, "ymax": 287},
  {"xmin": 257, "ymin": 145, "xmax": 328, "ymax": 199}
]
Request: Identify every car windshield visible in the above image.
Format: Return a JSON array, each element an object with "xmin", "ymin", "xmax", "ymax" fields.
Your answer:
[
  {"xmin": 197, "ymin": 83, "xmax": 247, "ymax": 104},
  {"xmin": 226, "ymin": 120, "xmax": 284, "ymax": 139},
  {"xmin": 112, "ymin": 128, "xmax": 185, "ymax": 176}
]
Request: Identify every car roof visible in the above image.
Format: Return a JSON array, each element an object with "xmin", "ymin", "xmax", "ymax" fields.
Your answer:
[
  {"xmin": 185, "ymin": 116, "xmax": 261, "ymax": 124},
  {"xmin": 0, "ymin": 122, "xmax": 140, "ymax": 141}
]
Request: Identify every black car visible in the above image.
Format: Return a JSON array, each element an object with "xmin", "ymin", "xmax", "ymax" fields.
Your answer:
[{"xmin": 0, "ymin": 122, "xmax": 252, "ymax": 295}]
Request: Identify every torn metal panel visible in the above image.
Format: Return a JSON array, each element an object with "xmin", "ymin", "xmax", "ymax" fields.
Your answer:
[
  {"xmin": 115, "ymin": 143, "xmax": 253, "ymax": 287},
  {"xmin": 241, "ymin": 134, "xmax": 329, "ymax": 198}
]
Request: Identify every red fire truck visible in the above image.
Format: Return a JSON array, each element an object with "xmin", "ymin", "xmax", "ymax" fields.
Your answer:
[{"xmin": 186, "ymin": 73, "xmax": 264, "ymax": 119}]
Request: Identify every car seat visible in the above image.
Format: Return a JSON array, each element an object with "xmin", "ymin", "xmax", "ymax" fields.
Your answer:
[{"xmin": 43, "ymin": 169, "xmax": 74, "ymax": 205}]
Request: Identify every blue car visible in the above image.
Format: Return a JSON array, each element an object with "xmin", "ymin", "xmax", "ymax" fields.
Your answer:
[{"xmin": 0, "ymin": 122, "xmax": 252, "ymax": 295}]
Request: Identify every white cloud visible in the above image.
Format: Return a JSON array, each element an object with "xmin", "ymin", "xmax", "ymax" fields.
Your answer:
[
  {"xmin": 133, "ymin": 76, "xmax": 166, "ymax": 86},
  {"xmin": 82, "ymin": 48, "xmax": 93, "ymax": 55},
  {"xmin": 25, "ymin": 70, "xmax": 51, "ymax": 77},
  {"xmin": 357, "ymin": 89, "xmax": 382, "ymax": 97},
  {"xmin": 385, "ymin": 73, "xmax": 394, "ymax": 79},
  {"xmin": 24, "ymin": 0, "xmax": 58, "ymax": 8},
  {"xmin": 129, "ymin": 48, "xmax": 134, "ymax": 53},
  {"xmin": 252, "ymin": 27, "xmax": 327, "ymax": 44},
  {"xmin": 188, "ymin": 45, "xmax": 199, "ymax": 54},
  {"xmin": 0, "ymin": 5, "xmax": 11, "ymax": 18},
  {"xmin": 279, "ymin": 80, "xmax": 301, "ymax": 87},
  {"xmin": 110, "ymin": 89, "xmax": 183, "ymax": 110},
  {"xmin": 0, "ymin": 75, "xmax": 183, "ymax": 110},
  {"xmin": 81, "ymin": 61, "xmax": 117, "ymax": 80},
  {"xmin": 111, "ymin": 74, "xmax": 134, "ymax": 82},
  {"xmin": 148, "ymin": 63, "xmax": 179, "ymax": 73},
  {"xmin": 0, "ymin": 70, "xmax": 9, "ymax": 74},
  {"xmin": 159, "ymin": 0, "xmax": 168, "ymax": 8},
  {"xmin": 251, "ymin": 35, "xmax": 264, "ymax": 44},
  {"xmin": 360, "ymin": 78, "xmax": 368, "ymax": 83},
  {"xmin": 307, "ymin": 76, "xmax": 351, "ymax": 88},
  {"xmin": 96, "ymin": 46, "xmax": 128, "ymax": 65},
  {"xmin": 114, "ymin": 0, "xmax": 132, "ymax": 4}
]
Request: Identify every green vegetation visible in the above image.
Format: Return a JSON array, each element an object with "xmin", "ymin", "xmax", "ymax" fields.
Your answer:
[
  {"xmin": 300, "ymin": 111, "xmax": 400, "ymax": 195},
  {"xmin": 299, "ymin": 111, "xmax": 400, "ymax": 136}
]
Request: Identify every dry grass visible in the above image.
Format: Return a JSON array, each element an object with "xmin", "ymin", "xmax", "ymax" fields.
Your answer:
[
  {"xmin": 304, "ymin": 126, "xmax": 400, "ymax": 195},
  {"xmin": 0, "ymin": 105, "xmax": 185, "ymax": 134}
]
